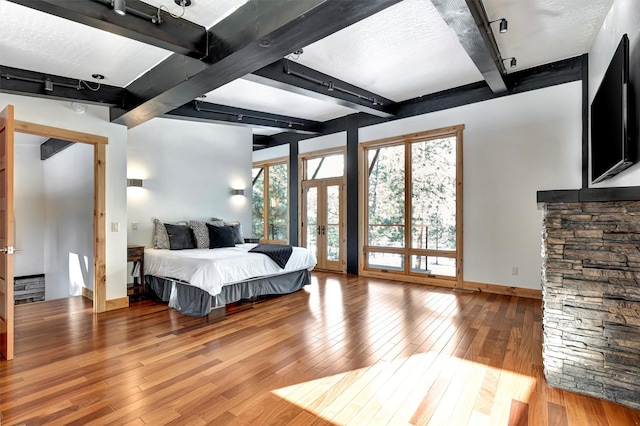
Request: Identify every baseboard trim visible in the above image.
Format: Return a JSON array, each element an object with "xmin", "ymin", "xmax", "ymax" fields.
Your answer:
[
  {"xmin": 105, "ymin": 296, "xmax": 129, "ymax": 311},
  {"xmin": 463, "ymin": 281, "xmax": 542, "ymax": 300},
  {"xmin": 82, "ymin": 287, "xmax": 94, "ymax": 301}
]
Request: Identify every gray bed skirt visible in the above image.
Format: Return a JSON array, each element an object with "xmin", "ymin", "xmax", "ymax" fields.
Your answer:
[{"xmin": 146, "ymin": 269, "xmax": 311, "ymax": 317}]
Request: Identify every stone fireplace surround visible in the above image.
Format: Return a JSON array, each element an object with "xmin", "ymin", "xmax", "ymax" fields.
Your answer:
[{"xmin": 538, "ymin": 187, "xmax": 640, "ymax": 410}]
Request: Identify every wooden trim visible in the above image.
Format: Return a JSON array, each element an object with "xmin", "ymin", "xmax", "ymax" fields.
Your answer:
[
  {"xmin": 16, "ymin": 120, "xmax": 107, "ymax": 315},
  {"xmin": 14, "ymin": 121, "xmax": 108, "ymax": 145},
  {"xmin": 360, "ymin": 269, "xmax": 457, "ymax": 288},
  {"xmin": 82, "ymin": 287, "xmax": 94, "ymax": 301},
  {"xmin": 252, "ymin": 156, "xmax": 287, "ymax": 168},
  {"xmin": 93, "ymin": 144, "xmax": 106, "ymax": 313},
  {"xmin": 358, "ymin": 143, "xmax": 366, "ymax": 276},
  {"xmin": 464, "ymin": 281, "xmax": 542, "ymax": 300},
  {"xmin": 299, "ymin": 146, "xmax": 346, "ymax": 162},
  {"xmin": 105, "ymin": 296, "xmax": 129, "ymax": 311},
  {"xmin": 456, "ymin": 127, "xmax": 464, "ymax": 289},
  {"xmin": 360, "ymin": 125, "xmax": 465, "ymax": 149}
]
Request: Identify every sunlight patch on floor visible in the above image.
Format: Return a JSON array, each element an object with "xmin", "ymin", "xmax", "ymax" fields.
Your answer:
[{"xmin": 271, "ymin": 354, "xmax": 537, "ymax": 425}]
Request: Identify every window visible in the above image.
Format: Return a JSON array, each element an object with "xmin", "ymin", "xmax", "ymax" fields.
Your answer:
[
  {"xmin": 252, "ymin": 158, "xmax": 288, "ymax": 243},
  {"xmin": 360, "ymin": 125, "xmax": 463, "ymax": 287}
]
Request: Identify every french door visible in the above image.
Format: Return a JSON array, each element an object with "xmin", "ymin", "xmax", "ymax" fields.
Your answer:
[{"xmin": 302, "ymin": 178, "xmax": 344, "ymax": 272}]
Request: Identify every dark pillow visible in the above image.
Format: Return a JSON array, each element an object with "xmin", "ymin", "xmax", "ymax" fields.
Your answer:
[
  {"xmin": 206, "ymin": 224, "xmax": 236, "ymax": 248},
  {"xmin": 224, "ymin": 221, "xmax": 244, "ymax": 244},
  {"xmin": 164, "ymin": 223, "xmax": 195, "ymax": 250}
]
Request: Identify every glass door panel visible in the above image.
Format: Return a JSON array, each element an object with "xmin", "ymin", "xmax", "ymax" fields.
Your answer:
[
  {"xmin": 305, "ymin": 186, "xmax": 318, "ymax": 259},
  {"xmin": 324, "ymin": 183, "xmax": 342, "ymax": 268}
]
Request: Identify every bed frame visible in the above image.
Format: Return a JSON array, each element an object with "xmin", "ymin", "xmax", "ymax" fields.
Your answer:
[{"xmin": 146, "ymin": 269, "xmax": 311, "ymax": 318}]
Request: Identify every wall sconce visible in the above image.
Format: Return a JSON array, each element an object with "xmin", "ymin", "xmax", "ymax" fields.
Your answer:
[
  {"xmin": 502, "ymin": 57, "xmax": 517, "ymax": 68},
  {"xmin": 231, "ymin": 189, "xmax": 245, "ymax": 196},
  {"xmin": 489, "ymin": 18, "xmax": 508, "ymax": 34},
  {"xmin": 127, "ymin": 178, "xmax": 143, "ymax": 187}
]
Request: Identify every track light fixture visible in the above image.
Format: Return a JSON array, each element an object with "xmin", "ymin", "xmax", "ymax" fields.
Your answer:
[
  {"xmin": 112, "ymin": 0, "xmax": 126, "ymax": 16},
  {"xmin": 503, "ymin": 57, "xmax": 517, "ymax": 68},
  {"xmin": 489, "ymin": 18, "xmax": 508, "ymax": 34},
  {"xmin": 107, "ymin": 0, "xmax": 190, "ymax": 24}
]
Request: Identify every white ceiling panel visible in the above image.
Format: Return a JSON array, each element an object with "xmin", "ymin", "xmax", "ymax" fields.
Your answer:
[
  {"xmin": 483, "ymin": 0, "xmax": 614, "ymax": 73},
  {"xmin": 293, "ymin": 0, "xmax": 484, "ymax": 102},
  {"xmin": 204, "ymin": 78, "xmax": 354, "ymax": 122},
  {"xmin": 0, "ymin": 0, "xmax": 172, "ymax": 87},
  {"xmin": 140, "ymin": 0, "xmax": 249, "ymax": 29}
]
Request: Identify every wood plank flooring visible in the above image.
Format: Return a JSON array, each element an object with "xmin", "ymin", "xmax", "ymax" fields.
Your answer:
[{"xmin": 1, "ymin": 272, "xmax": 639, "ymax": 425}]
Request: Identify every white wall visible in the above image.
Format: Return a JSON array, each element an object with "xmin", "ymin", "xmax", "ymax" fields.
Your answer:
[
  {"xmin": 0, "ymin": 94, "xmax": 128, "ymax": 301},
  {"xmin": 43, "ymin": 143, "xmax": 94, "ymax": 299},
  {"xmin": 589, "ymin": 0, "xmax": 640, "ymax": 186},
  {"xmin": 254, "ymin": 83, "xmax": 582, "ymax": 290},
  {"xmin": 252, "ymin": 144, "xmax": 289, "ymax": 163},
  {"xmin": 299, "ymin": 132, "xmax": 346, "ymax": 154},
  {"xmin": 14, "ymin": 143, "xmax": 45, "ymax": 277},
  {"xmin": 127, "ymin": 118, "xmax": 253, "ymax": 247}
]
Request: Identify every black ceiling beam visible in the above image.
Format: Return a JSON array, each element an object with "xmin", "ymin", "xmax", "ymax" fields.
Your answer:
[
  {"xmin": 246, "ymin": 59, "xmax": 397, "ymax": 118},
  {"xmin": 110, "ymin": 0, "xmax": 402, "ymax": 128},
  {"xmin": 0, "ymin": 65, "xmax": 125, "ymax": 106},
  {"xmin": 254, "ymin": 55, "xmax": 584, "ymax": 148},
  {"xmin": 432, "ymin": 0, "xmax": 508, "ymax": 94},
  {"xmin": 40, "ymin": 138, "xmax": 75, "ymax": 160},
  {"xmin": 164, "ymin": 101, "xmax": 323, "ymax": 135},
  {"xmin": 6, "ymin": 0, "xmax": 208, "ymax": 58}
]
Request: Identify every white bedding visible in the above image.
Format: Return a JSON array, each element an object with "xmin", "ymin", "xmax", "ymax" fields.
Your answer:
[{"xmin": 144, "ymin": 244, "xmax": 317, "ymax": 296}]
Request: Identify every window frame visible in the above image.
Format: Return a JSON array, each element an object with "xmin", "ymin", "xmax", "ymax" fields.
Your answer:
[
  {"xmin": 358, "ymin": 125, "xmax": 464, "ymax": 288},
  {"xmin": 252, "ymin": 157, "xmax": 289, "ymax": 244}
]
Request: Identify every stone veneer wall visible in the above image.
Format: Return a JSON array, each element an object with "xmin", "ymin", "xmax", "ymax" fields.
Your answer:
[{"xmin": 542, "ymin": 201, "xmax": 640, "ymax": 410}]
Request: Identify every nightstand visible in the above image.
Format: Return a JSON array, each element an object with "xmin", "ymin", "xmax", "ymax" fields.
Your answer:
[{"xmin": 127, "ymin": 245, "xmax": 145, "ymax": 299}]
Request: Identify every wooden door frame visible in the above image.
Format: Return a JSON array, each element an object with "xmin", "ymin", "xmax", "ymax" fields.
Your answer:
[
  {"xmin": 301, "ymin": 178, "xmax": 344, "ymax": 272},
  {"xmin": 14, "ymin": 120, "xmax": 107, "ymax": 313},
  {"xmin": 298, "ymin": 148, "xmax": 346, "ymax": 272}
]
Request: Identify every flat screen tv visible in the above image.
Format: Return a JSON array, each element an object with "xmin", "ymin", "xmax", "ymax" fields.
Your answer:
[{"xmin": 591, "ymin": 34, "xmax": 636, "ymax": 184}]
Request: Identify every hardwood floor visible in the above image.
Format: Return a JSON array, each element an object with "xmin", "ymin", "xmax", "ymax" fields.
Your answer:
[{"xmin": 1, "ymin": 272, "xmax": 639, "ymax": 425}]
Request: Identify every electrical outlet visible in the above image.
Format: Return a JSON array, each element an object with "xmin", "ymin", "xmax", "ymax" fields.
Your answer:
[
  {"xmin": 131, "ymin": 222, "xmax": 138, "ymax": 231},
  {"xmin": 111, "ymin": 222, "xmax": 120, "ymax": 232},
  {"xmin": 512, "ymin": 266, "xmax": 519, "ymax": 275}
]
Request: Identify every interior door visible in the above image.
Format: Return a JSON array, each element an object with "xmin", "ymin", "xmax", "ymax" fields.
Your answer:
[
  {"xmin": 302, "ymin": 178, "xmax": 344, "ymax": 272},
  {"xmin": 0, "ymin": 105, "xmax": 15, "ymax": 361}
]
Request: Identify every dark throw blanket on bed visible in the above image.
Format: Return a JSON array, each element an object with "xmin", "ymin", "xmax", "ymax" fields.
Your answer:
[{"xmin": 249, "ymin": 244, "xmax": 293, "ymax": 268}]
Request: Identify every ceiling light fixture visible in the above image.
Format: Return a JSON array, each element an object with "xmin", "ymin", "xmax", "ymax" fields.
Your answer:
[
  {"xmin": 106, "ymin": 0, "xmax": 190, "ymax": 24},
  {"xmin": 193, "ymin": 101, "xmax": 305, "ymax": 128},
  {"xmin": 489, "ymin": 18, "xmax": 508, "ymax": 34},
  {"xmin": 283, "ymin": 60, "xmax": 383, "ymax": 107},
  {"xmin": 502, "ymin": 57, "xmax": 517, "ymax": 68},
  {"xmin": 71, "ymin": 102, "xmax": 87, "ymax": 114},
  {"xmin": 0, "ymin": 72, "xmax": 106, "ymax": 94},
  {"xmin": 112, "ymin": 0, "xmax": 126, "ymax": 16}
]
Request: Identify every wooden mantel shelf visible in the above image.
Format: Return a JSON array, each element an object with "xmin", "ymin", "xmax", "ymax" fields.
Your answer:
[{"xmin": 537, "ymin": 186, "xmax": 640, "ymax": 203}]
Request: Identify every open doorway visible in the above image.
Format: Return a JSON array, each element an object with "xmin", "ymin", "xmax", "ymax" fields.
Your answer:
[
  {"xmin": 14, "ymin": 135, "xmax": 94, "ymax": 303},
  {"xmin": 14, "ymin": 119, "xmax": 107, "ymax": 314}
]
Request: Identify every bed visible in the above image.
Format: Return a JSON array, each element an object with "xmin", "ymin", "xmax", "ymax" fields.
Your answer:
[{"xmin": 144, "ymin": 243, "xmax": 317, "ymax": 317}]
